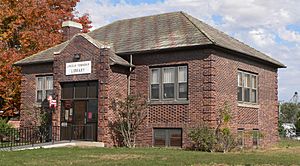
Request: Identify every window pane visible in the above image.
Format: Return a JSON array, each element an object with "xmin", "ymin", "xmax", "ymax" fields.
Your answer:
[
  {"xmin": 88, "ymin": 82, "xmax": 98, "ymax": 98},
  {"xmin": 45, "ymin": 76, "xmax": 53, "ymax": 90},
  {"xmin": 46, "ymin": 90, "xmax": 53, "ymax": 99},
  {"xmin": 178, "ymin": 66, "xmax": 187, "ymax": 83},
  {"xmin": 244, "ymin": 74, "xmax": 250, "ymax": 87},
  {"xmin": 238, "ymin": 87, "xmax": 243, "ymax": 101},
  {"xmin": 37, "ymin": 90, "xmax": 43, "ymax": 102},
  {"xmin": 75, "ymin": 82, "xmax": 87, "ymax": 98},
  {"xmin": 238, "ymin": 72, "xmax": 243, "ymax": 86},
  {"xmin": 37, "ymin": 77, "xmax": 44, "ymax": 90},
  {"xmin": 154, "ymin": 129, "xmax": 166, "ymax": 147},
  {"xmin": 151, "ymin": 84, "xmax": 159, "ymax": 99},
  {"xmin": 251, "ymin": 75, "xmax": 257, "ymax": 89},
  {"xmin": 179, "ymin": 83, "xmax": 187, "ymax": 99},
  {"xmin": 151, "ymin": 69, "xmax": 160, "ymax": 84},
  {"xmin": 237, "ymin": 129, "xmax": 244, "ymax": 147},
  {"xmin": 244, "ymin": 88, "xmax": 250, "ymax": 102},
  {"xmin": 163, "ymin": 83, "xmax": 174, "ymax": 99},
  {"xmin": 87, "ymin": 99, "xmax": 98, "ymax": 122},
  {"xmin": 251, "ymin": 89, "xmax": 257, "ymax": 103},
  {"xmin": 163, "ymin": 67, "xmax": 175, "ymax": 83},
  {"xmin": 169, "ymin": 129, "xmax": 182, "ymax": 147},
  {"xmin": 253, "ymin": 130, "xmax": 259, "ymax": 146},
  {"xmin": 62, "ymin": 83, "xmax": 73, "ymax": 99}
]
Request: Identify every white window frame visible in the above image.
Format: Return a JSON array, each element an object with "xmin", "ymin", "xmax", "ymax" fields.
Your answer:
[
  {"xmin": 36, "ymin": 76, "xmax": 53, "ymax": 103},
  {"xmin": 237, "ymin": 70, "xmax": 258, "ymax": 104}
]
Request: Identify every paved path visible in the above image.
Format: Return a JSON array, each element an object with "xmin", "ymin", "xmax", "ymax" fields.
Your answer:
[{"xmin": 0, "ymin": 141, "xmax": 104, "ymax": 151}]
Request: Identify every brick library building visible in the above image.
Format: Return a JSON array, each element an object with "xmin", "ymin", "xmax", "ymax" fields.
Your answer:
[{"xmin": 15, "ymin": 12, "xmax": 285, "ymax": 148}]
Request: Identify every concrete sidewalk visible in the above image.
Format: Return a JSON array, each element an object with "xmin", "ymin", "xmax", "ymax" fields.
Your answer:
[{"xmin": 0, "ymin": 141, "xmax": 104, "ymax": 151}]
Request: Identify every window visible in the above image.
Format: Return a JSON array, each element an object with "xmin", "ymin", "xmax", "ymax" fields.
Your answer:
[
  {"xmin": 150, "ymin": 66, "xmax": 188, "ymax": 101},
  {"xmin": 61, "ymin": 81, "xmax": 98, "ymax": 100},
  {"xmin": 237, "ymin": 128, "xmax": 244, "ymax": 147},
  {"xmin": 238, "ymin": 71, "xmax": 258, "ymax": 103},
  {"xmin": 252, "ymin": 129, "xmax": 259, "ymax": 146},
  {"xmin": 36, "ymin": 76, "xmax": 53, "ymax": 102},
  {"xmin": 153, "ymin": 128, "xmax": 182, "ymax": 147}
]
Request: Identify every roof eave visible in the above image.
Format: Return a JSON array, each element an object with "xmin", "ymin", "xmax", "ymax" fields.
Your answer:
[
  {"xmin": 14, "ymin": 60, "xmax": 54, "ymax": 66},
  {"xmin": 212, "ymin": 44, "xmax": 286, "ymax": 68}
]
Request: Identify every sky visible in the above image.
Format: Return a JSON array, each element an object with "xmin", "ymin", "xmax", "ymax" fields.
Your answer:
[{"xmin": 76, "ymin": 0, "xmax": 300, "ymax": 102}]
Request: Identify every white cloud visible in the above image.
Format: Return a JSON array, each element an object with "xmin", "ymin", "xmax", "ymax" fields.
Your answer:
[{"xmin": 76, "ymin": 0, "xmax": 300, "ymax": 101}]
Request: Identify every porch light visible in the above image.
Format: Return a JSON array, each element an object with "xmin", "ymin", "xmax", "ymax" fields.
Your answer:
[{"xmin": 73, "ymin": 53, "xmax": 81, "ymax": 60}]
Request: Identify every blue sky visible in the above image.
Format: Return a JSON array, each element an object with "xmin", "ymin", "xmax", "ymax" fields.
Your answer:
[{"xmin": 76, "ymin": 0, "xmax": 300, "ymax": 102}]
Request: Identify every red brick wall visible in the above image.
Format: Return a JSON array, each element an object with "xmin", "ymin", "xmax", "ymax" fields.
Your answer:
[
  {"xmin": 212, "ymin": 49, "xmax": 279, "ymax": 148},
  {"xmin": 130, "ymin": 47, "xmax": 279, "ymax": 148},
  {"xmin": 52, "ymin": 35, "xmax": 128, "ymax": 146},
  {"xmin": 130, "ymin": 48, "xmax": 212, "ymax": 147},
  {"xmin": 20, "ymin": 63, "xmax": 53, "ymax": 127}
]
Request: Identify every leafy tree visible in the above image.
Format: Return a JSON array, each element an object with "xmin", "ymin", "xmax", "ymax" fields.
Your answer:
[
  {"xmin": 110, "ymin": 94, "xmax": 148, "ymax": 148},
  {"xmin": 214, "ymin": 102, "xmax": 236, "ymax": 152},
  {"xmin": 0, "ymin": 0, "xmax": 92, "ymax": 117},
  {"xmin": 280, "ymin": 102, "xmax": 300, "ymax": 124},
  {"xmin": 295, "ymin": 112, "xmax": 300, "ymax": 133}
]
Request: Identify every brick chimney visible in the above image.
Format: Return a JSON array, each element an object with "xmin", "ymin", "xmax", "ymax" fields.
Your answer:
[{"xmin": 62, "ymin": 21, "xmax": 83, "ymax": 41}]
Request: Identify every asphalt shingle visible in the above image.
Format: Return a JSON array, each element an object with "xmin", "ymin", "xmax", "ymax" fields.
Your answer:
[{"xmin": 14, "ymin": 11, "xmax": 285, "ymax": 68}]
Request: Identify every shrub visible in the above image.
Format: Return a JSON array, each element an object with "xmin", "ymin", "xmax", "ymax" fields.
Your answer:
[
  {"xmin": 188, "ymin": 124, "xmax": 216, "ymax": 152},
  {"xmin": 0, "ymin": 118, "xmax": 16, "ymax": 141}
]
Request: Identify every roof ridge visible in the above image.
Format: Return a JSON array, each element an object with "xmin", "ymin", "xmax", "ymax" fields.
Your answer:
[{"xmin": 180, "ymin": 12, "xmax": 215, "ymax": 44}]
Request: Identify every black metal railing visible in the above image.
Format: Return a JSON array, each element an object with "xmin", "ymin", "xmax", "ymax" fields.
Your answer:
[
  {"xmin": 0, "ymin": 124, "xmax": 96, "ymax": 150},
  {"xmin": 0, "ymin": 127, "xmax": 52, "ymax": 149}
]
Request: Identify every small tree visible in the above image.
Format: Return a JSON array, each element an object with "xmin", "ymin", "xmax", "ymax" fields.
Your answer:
[
  {"xmin": 214, "ymin": 102, "xmax": 236, "ymax": 153},
  {"xmin": 110, "ymin": 94, "xmax": 147, "ymax": 148}
]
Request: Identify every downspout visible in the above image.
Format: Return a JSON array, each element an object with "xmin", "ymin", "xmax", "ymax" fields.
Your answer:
[{"xmin": 127, "ymin": 54, "xmax": 133, "ymax": 96}]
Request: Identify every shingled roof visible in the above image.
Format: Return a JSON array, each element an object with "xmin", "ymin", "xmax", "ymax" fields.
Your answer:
[{"xmin": 15, "ymin": 11, "xmax": 285, "ymax": 67}]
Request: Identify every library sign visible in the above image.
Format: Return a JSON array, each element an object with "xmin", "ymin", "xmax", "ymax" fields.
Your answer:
[{"xmin": 66, "ymin": 61, "xmax": 91, "ymax": 75}]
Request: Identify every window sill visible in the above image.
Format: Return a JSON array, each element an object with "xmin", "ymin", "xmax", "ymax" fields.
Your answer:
[
  {"xmin": 149, "ymin": 100, "xmax": 189, "ymax": 105},
  {"xmin": 238, "ymin": 103, "xmax": 260, "ymax": 109}
]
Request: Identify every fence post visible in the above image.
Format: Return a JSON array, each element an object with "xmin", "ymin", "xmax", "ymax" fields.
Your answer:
[{"xmin": 10, "ymin": 129, "xmax": 12, "ymax": 151}]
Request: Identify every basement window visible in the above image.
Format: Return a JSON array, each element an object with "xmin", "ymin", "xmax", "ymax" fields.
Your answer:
[
  {"xmin": 153, "ymin": 128, "xmax": 182, "ymax": 147},
  {"xmin": 238, "ymin": 71, "xmax": 258, "ymax": 104}
]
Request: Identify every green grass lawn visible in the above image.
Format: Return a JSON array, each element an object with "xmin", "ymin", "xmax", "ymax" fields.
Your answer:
[{"xmin": 1, "ymin": 140, "xmax": 300, "ymax": 166}]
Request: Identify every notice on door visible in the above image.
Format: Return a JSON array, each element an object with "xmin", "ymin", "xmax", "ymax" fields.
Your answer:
[{"xmin": 66, "ymin": 61, "xmax": 91, "ymax": 75}]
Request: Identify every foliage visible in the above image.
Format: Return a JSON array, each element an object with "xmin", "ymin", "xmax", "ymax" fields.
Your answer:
[
  {"xmin": 0, "ymin": 118, "xmax": 13, "ymax": 131},
  {"xmin": 188, "ymin": 102, "xmax": 237, "ymax": 152},
  {"xmin": 214, "ymin": 102, "xmax": 236, "ymax": 152},
  {"xmin": 22, "ymin": 99, "xmax": 52, "ymax": 141},
  {"xmin": 0, "ymin": 117, "xmax": 16, "ymax": 141},
  {"xmin": 278, "ymin": 118, "xmax": 286, "ymax": 137},
  {"xmin": 188, "ymin": 124, "xmax": 216, "ymax": 152},
  {"xmin": 280, "ymin": 102, "xmax": 300, "ymax": 124},
  {"xmin": 109, "ymin": 94, "xmax": 148, "ymax": 148},
  {"xmin": 0, "ymin": 0, "xmax": 92, "ymax": 117},
  {"xmin": 295, "ymin": 111, "xmax": 300, "ymax": 133}
]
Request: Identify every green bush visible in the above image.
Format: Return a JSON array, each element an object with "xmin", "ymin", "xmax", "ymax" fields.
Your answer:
[
  {"xmin": 0, "ymin": 118, "xmax": 16, "ymax": 141},
  {"xmin": 188, "ymin": 124, "xmax": 216, "ymax": 152},
  {"xmin": 0, "ymin": 118, "xmax": 13, "ymax": 131}
]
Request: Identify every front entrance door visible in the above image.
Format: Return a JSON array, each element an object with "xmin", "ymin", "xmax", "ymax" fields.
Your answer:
[{"xmin": 60, "ymin": 81, "xmax": 98, "ymax": 141}]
